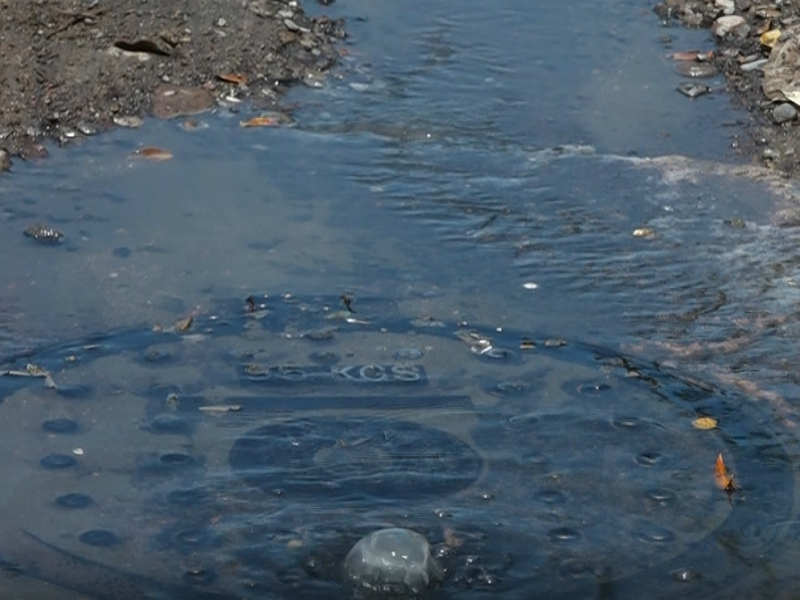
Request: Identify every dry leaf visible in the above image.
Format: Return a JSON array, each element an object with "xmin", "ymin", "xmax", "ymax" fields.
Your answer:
[
  {"xmin": 132, "ymin": 147, "xmax": 173, "ymax": 160},
  {"xmin": 692, "ymin": 416, "xmax": 718, "ymax": 430},
  {"xmin": 240, "ymin": 116, "xmax": 279, "ymax": 128},
  {"xmin": 714, "ymin": 452, "xmax": 737, "ymax": 491},
  {"xmin": 173, "ymin": 315, "xmax": 194, "ymax": 332},
  {"xmin": 761, "ymin": 30, "xmax": 782, "ymax": 49},
  {"xmin": 217, "ymin": 73, "xmax": 248, "ymax": 85}
]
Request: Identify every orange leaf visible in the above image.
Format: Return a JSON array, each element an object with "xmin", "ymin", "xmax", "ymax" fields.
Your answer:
[
  {"xmin": 714, "ymin": 452, "xmax": 737, "ymax": 492},
  {"xmin": 240, "ymin": 116, "xmax": 279, "ymax": 128},
  {"xmin": 132, "ymin": 147, "xmax": 173, "ymax": 161},
  {"xmin": 217, "ymin": 73, "xmax": 248, "ymax": 85}
]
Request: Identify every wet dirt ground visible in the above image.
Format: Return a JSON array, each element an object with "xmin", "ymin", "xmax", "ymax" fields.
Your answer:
[
  {"xmin": 0, "ymin": 0, "xmax": 344, "ymax": 161},
  {"xmin": 654, "ymin": 0, "xmax": 800, "ymax": 175}
]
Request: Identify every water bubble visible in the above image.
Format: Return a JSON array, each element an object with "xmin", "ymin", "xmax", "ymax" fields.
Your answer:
[
  {"xmin": 671, "ymin": 567, "xmax": 699, "ymax": 582},
  {"xmin": 344, "ymin": 528, "xmax": 444, "ymax": 595},
  {"xmin": 577, "ymin": 382, "xmax": 612, "ymax": 395}
]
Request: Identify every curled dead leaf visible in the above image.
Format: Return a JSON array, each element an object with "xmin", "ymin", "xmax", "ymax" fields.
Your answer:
[
  {"xmin": 692, "ymin": 416, "xmax": 718, "ymax": 430},
  {"xmin": 217, "ymin": 73, "xmax": 248, "ymax": 85},
  {"xmin": 240, "ymin": 116, "xmax": 280, "ymax": 128},
  {"xmin": 132, "ymin": 147, "xmax": 173, "ymax": 161},
  {"xmin": 714, "ymin": 452, "xmax": 737, "ymax": 492}
]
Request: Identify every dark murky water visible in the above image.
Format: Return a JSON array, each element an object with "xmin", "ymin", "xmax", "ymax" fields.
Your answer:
[{"xmin": 2, "ymin": 0, "xmax": 800, "ymax": 598}]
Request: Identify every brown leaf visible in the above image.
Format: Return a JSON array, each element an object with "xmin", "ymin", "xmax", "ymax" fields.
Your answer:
[
  {"xmin": 173, "ymin": 315, "xmax": 194, "ymax": 332},
  {"xmin": 132, "ymin": 146, "xmax": 173, "ymax": 161},
  {"xmin": 240, "ymin": 116, "xmax": 280, "ymax": 128},
  {"xmin": 714, "ymin": 452, "xmax": 737, "ymax": 492},
  {"xmin": 217, "ymin": 73, "xmax": 248, "ymax": 85}
]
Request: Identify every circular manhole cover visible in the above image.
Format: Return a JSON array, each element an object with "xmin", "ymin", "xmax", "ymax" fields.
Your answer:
[{"xmin": 0, "ymin": 294, "xmax": 794, "ymax": 600}]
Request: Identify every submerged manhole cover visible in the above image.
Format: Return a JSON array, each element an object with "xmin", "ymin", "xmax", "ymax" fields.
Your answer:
[{"xmin": 0, "ymin": 294, "xmax": 795, "ymax": 600}]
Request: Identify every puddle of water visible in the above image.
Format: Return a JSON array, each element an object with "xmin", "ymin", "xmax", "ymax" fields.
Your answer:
[{"xmin": 1, "ymin": 0, "xmax": 800, "ymax": 598}]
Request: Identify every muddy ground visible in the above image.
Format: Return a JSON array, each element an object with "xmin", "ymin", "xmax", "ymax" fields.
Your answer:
[
  {"xmin": 0, "ymin": 0, "xmax": 345, "ymax": 162},
  {"xmin": 654, "ymin": 0, "xmax": 800, "ymax": 175}
]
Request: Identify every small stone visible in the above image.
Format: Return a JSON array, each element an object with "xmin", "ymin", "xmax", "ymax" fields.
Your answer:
[
  {"xmin": 673, "ymin": 62, "xmax": 717, "ymax": 78},
  {"xmin": 714, "ymin": 0, "xmax": 735, "ymax": 15},
  {"xmin": 712, "ymin": 15, "xmax": 749, "ymax": 38},
  {"xmin": 113, "ymin": 115, "xmax": 143, "ymax": 128},
  {"xmin": 677, "ymin": 82, "xmax": 710, "ymax": 98},
  {"xmin": 0, "ymin": 149, "xmax": 10, "ymax": 172},
  {"xmin": 217, "ymin": 17, "xmax": 227, "ymax": 27},
  {"xmin": 76, "ymin": 121, "xmax": 97, "ymax": 136},
  {"xmin": 773, "ymin": 103, "xmax": 797, "ymax": 124}
]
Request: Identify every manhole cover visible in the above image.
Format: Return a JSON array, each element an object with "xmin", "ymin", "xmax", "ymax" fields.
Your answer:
[{"xmin": 0, "ymin": 294, "xmax": 795, "ymax": 600}]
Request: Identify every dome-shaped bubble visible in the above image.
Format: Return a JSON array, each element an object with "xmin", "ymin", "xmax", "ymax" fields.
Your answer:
[{"xmin": 344, "ymin": 528, "xmax": 443, "ymax": 595}]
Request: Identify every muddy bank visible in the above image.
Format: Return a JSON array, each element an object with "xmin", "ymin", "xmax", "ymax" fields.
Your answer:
[
  {"xmin": 0, "ymin": 0, "xmax": 345, "ymax": 161},
  {"xmin": 654, "ymin": 0, "xmax": 800, "ymax": 175}
]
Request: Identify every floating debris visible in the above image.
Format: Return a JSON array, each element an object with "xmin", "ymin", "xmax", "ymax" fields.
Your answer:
[
  {"xmin": 632, "ymin": 227, "xmax": 656, "ymax": 239},
  {"xmin": 132, "ymin": 146, "xmax": 173, "ymax": 161},
  {"xmin": 714, "ymin": 452, "xmax": 737, "ymax": 492},
  {"xmin": 24, "ymin": 224, "xmax": 64, "ymax": 244},
  {"xmin": 692, "ymin": 416, "xmax": 718, "ymax": 430}
]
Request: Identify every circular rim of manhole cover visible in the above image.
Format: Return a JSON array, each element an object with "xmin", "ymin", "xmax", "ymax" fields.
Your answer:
[{"xmin": 0, "ymin": 293, "xmax": 795, "ymax": 600}]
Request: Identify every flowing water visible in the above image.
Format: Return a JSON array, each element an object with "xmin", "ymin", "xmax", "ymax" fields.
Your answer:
[{"xmin": 2, "ymin": 0, "xmax": 800, "ymax": 598}]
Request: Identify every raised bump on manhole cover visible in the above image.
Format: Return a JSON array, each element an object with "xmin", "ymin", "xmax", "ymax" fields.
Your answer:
[{"xmin": 228, "ymin": 416, "xmax": 483, "ymax": 501}]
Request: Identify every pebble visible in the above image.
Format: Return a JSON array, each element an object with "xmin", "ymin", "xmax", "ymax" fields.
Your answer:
[
  {"xmin": 712, "ymin": 15, "xmax": 748, "ymax": 38},
  {"xmin": 673, "ymin": 62, "xmax": 717, "ymax": 78},
  {"xmin": 773, "ymin": 103, "xmax": 797, "ymax": 124},
  {"xmin": 677, "ymin": 82, "xmax": 710, "ymax": 98},
  {"xmin": 0, "ymin": 149, "xmax": 10, "ymax": 173}
]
